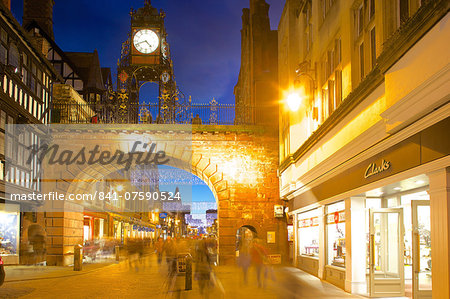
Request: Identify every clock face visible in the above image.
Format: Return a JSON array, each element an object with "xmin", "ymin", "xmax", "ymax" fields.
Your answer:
[{"xmin": 133, "ymin": 29, "xmax": 159, "ymax": 54}]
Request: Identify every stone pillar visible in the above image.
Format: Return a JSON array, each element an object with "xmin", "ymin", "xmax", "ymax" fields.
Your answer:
[
  {"xmin": 318, "ymin": 206, "xmax": 326, "ymax": 279},
  {"xmin": 428, "ymin": 167, "xmax": 450, "ymax": 299},
  {"xmin": 345, "ymin": 196, "xmax": 366, "ymax": 294},
  {"xmin": 217, "ymin": 208, "xmax": 236, "ymax": 265},
  {"xmin": 45, "ymin": 202, "xmax": 84, "ymax": 266}
]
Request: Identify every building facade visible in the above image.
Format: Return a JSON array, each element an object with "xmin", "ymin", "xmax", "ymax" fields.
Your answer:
[
  {"xmin": 0, "ymin": 0, "xmax": 59, "ymax": 265},
  {"xmin": 234, "ymin": 0, "xmax": 278, "ymax": 126},
  {"xmin": 12, "ymin": 0, "xmax": 157, "ymax": 266},
  {"xmin": 278, "ymin": 0, "xmax": 449, "ymax": 298}
]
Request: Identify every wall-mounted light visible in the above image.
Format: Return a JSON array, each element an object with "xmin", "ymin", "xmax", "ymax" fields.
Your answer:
[
  {"xmin": 286, "ymin": 92, "xmax": 302, "ymax": 112},
  {"xmin": 284, "ymin": 61, "xmax": 317, "ymax": 113}
]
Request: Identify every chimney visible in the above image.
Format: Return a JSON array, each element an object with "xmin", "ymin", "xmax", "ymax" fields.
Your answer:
[
  {"xmin": 2, "ymin": 0, "xmax": 10, "ymax": 10},
  {"xmin": 23, "ymin": 0, "xmax": 54, "ymax": 39}
]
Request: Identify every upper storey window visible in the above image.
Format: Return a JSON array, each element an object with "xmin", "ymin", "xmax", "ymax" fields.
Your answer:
[{"xmin": 321, "ymin": 0, "xmax": 337, "ymax": 22}]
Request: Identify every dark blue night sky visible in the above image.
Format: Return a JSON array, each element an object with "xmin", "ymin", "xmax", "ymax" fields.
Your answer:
[{"xmin": 10, "ymin": 0, "xmax": 284, "ymax": 104}]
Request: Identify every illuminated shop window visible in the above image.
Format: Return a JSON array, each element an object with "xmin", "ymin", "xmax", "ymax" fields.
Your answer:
[
  {"xmin": 297, "ymin": 208, "xmax": 320, "ymax": 257},
  {"xmin": 326, "ymin": 201, "xmax": 346, "ymax": 267},
  {"xmin": 0, "ymin": 209, "xmax": 20, "ymax": 256}
]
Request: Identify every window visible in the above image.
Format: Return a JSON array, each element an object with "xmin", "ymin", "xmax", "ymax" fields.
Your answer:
[
  {"xmin": 0, "ymin": 28, "xmax": 7, "ymax": 44},
  {"xmin": 357, "ymin": 5, "xmax": 364, "ymax": 36},
  {"xmin": 335, "ymin": 38, "xmax": 341, "ymax": 64},
  {"xmin": 370, "ymin": 27, "xmax": 376, "ymax": 68},
  {"xmin": 326, "ymin": 201, "xmax": 346, "ymax": 267},
  {"xmin": 321, "ymin": 0, "xmax": 336, "ymax": 21},
  {"xmin": 369, "ymin": 0, "xmax": 375, "ymax": 20},
  {"xmin": 8, "ymin": 44, "xmax": 19, "ymax": 69},
  {"xmin": 322, "ymin": 88, "xmax": 328, "ymax": 120},
  {"xmin": 0, "ymin": 110, "xmax": 6, "ymax": 130},
  {"xmin": 359, "ymin": 42, "xmax": 365, "ymax": 80},
  {"xmin": 0, "ymin": 44, "xmax": 6, "ymax": 65},
  {"xmin": 304, "ymin": 1, "xmax": 313, "ymax": 54},
  {"xmin": 0, "ymin": 28, "xmax": 7, "ymax": 65},
  {"xmin": 298, "ymin": 209, "xmax": 320, "ymax": 257},
  {"xmin": 335, "ymin": 70, "xmax": 342, "ymax": 106},
  {"xmin": 22, "ymin": 53, "xmax": 28, "ymax": 85},
  {"xmin": 327, "ymin": 50, "xmax": 334, "ymax": 79},
  {"xmin": 328, "ymin": 80, "xmax": 335, "ymax": 114}
]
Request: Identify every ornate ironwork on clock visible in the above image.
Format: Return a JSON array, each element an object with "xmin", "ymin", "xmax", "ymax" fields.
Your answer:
[{"xmin": 112, "ymin": 0, "xmax": 187, "ymax": 124}]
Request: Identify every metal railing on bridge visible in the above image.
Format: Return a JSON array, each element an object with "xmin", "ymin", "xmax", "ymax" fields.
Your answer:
[{"xmin": 50, "ymin": 102, "xmax": 262, "ymax": 125}]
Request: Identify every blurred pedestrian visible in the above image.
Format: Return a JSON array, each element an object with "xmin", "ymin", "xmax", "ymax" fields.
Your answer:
[
  {"xmin": 250, "ymin": 238, "xmax": 268, "ymax": 288},
  {"xmin": 164, "ymin": 237, "xmax": 177, "ymax": 277},
  {"xmin": 237, "ymin": 239, "xmax": 251, "ymax": 284},
  {"xmin": 195, "ymin": 239, "xmax": 212, "ymax": 298},
  {"xmin": 27, "ymin": 224, "xmax": 46, "ymax": 265},
  {"xmin": 155, "ymin": 237, "xmax": 164, "ymax": 264}
]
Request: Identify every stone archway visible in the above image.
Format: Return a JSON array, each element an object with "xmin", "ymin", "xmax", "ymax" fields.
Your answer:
[{"xmin": 41, "ymin": 124, "xmax": 283, "ymax": 266}]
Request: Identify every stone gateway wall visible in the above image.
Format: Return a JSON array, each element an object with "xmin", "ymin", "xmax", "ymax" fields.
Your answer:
[
  {"xmin": 191, "ymin": 125, "xmax": 283, "ymax": 264},
  {"xmin": 41, "ymin": 124, "xmax": 284, "ymax": 265}
]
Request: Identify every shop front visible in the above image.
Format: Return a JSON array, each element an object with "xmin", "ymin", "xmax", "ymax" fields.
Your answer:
[
  {"xmin": 296, "ymin": 208, "xmax": 320, "ymax": 276},
  {"xmin": 292, "ymin": 173, "xmax": 435, "ymax": 297},
  {"xmin": 0, "ymin": 203, "xmax": 20, "ymax": 264},
  {"xmin": 324, "ymin": 201, "xmax": 346, "ymax": 290},
  {"xmin": 83, "ymin": 212, "xmax": 108, "ymax": 243},
  {"xmin": 289, "ymin": 117, "xmax": 449, "ymax": 298}
]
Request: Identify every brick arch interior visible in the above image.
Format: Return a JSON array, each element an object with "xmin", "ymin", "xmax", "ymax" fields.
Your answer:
[{"xmin": 60, "ymin": 153, "xmax": 232, "ymax": 263}]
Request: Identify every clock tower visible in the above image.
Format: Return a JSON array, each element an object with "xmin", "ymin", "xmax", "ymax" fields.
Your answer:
[{"xmin": 116, "ymin": 0, "xmax": 181, "ymax": 123}]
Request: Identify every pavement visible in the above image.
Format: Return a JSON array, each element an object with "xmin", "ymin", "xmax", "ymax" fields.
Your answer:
[
  {"xmin": 3, "ymin": 261, "xmax": 115, "ymax": 283},
  {"xmin": 0, "ymin": 254, "xmax": 365, "ymax": 298}
]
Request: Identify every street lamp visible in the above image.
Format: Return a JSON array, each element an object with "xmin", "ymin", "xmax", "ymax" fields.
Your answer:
[
  {"xmin": 286, "ymin": 92, "xmax": 302, "ymax": 112},
  {"xmin": 285, "ymin": 61, "xmax": 316, "ymax": 112}
]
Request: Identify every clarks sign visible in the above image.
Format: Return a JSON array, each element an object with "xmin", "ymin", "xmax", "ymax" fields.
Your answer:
[{"xmin": 364, "ymin": 159, "xmax": 391, "ymax": 179}]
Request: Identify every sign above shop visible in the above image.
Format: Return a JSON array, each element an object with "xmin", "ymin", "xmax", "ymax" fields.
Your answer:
[
  {"xmin": 364, "ymin": 159, "xmax": 391, "ymax": 179},
  {"xmin": 274, "ymin": 205, "xmax": 284, "ymax": 218},
  {"xmin": 298, "ymin": 216, "xmax": 319, "ymax": 228},
  {"xmin": 327, "ymin": 211, "xmax": 345, "ymax": 224},
  {"xmin": 159, "ymin": 213, "xmax": 168, "ymax": 219}
]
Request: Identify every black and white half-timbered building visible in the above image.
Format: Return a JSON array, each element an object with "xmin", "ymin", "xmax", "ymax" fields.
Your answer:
[{"xmin": 0, "ymin": 0, "xmax": 60, "ymax": 264}]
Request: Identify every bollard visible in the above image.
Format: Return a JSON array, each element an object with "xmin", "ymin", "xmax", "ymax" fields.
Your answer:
[
  {"xmin": 115, "ymin": 245, "xmax": 120, "ymax": 262},
  {"xmin": 185, "ymin": 254, "xmax": 192, "ymax": 290},
  {"xmin": 73, "ymin": 244, "xmax": 83, "ymax": 271}
]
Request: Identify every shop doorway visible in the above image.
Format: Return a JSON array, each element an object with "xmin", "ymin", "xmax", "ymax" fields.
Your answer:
[
  {"xmin": 411, "ymin": 200, "xmax": 431, "ymax": 299},
  {"xmin": 368, "ymin": 208, "xmax": 405, "ymax": 297},
  {"xmin": 392, "ymin": 192, "xmax": 431, "ymax": 299},
  {"xmin": 363, "ymin": 179, "xmax": 431, "ymax": 298}
]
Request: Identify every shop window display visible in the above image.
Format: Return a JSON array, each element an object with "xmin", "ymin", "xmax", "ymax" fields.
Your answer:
[
  {"xmin": 326, "ymin": 201, "xmax": 346, "ymax": 267},
  {"xmin": 0, "ymin": 211, "xmax": 19, "ymax": 255},
  {"xmin": 298, "ymin": 209, "xmax": 320, "ymax": 257}
]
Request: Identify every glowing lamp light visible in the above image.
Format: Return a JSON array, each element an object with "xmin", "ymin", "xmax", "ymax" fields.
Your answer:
[
  {"xmin": 116, "ymin": 184, "xmax": 124, "ymax": 192},
  {"xmin": 286, "ymin": 92, "xmax": 302, "ymax": 112}
]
